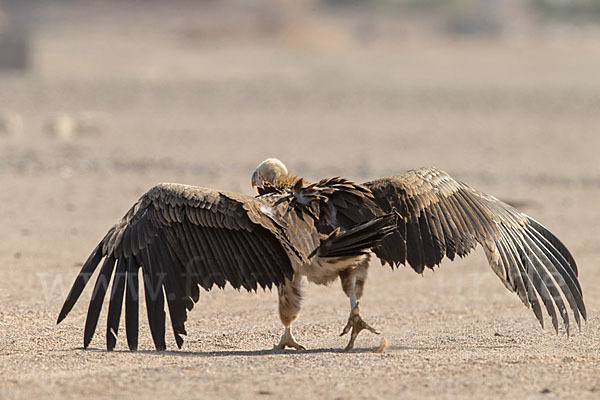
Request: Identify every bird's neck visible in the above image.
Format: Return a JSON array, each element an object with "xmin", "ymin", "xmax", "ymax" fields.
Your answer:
[{"xmin": 257, "ymin": 174, "xmax": 305, "ymax": 195}]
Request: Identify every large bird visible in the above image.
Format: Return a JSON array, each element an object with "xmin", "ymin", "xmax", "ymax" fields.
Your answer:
[{"xmin": 58, "ymin": 158, "xmax": 586, "ymax": 352}]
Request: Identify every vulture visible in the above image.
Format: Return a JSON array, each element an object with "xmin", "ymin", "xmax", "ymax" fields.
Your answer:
[{"xmin": 58, "ymin": 158, "xmax": 586, "ymax": 352}]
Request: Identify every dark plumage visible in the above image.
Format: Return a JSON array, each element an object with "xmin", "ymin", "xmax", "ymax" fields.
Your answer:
[
  {"xmin": 58, "ymin": 159, "xmax": 586, "ymax": 351},
  {"xmin": 365, "ymin": 169, "xmax": 585, "ymax": 333}
]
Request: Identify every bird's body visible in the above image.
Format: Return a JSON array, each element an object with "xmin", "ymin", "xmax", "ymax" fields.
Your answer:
[{"xmin": 58, "ymin": 159, "xmax": 586, "ymax": 352}]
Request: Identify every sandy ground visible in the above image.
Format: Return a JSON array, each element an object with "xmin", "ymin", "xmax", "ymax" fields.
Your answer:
[{"xmin": 1, "ymin": 3, "xmax": 600, "ymax": 399}]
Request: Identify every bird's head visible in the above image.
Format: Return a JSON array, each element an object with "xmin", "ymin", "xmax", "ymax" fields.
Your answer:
[{"xmin": 251, "ymin": 158, "xmax": 289, "ymax": 192}]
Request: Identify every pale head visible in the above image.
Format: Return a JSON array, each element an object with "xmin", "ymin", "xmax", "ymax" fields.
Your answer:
[{"xmin": 251, "ymin": 158, "xmax": 288, "ymax": 191}]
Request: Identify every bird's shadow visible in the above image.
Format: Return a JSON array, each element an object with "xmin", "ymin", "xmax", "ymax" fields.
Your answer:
[
  {"xmin": 77, "ymin": 346, "xmax": 382, "ymax": 357},
  {"xmin": 75, "ymin": 342, "xmax": 518, "ymax": 356}
]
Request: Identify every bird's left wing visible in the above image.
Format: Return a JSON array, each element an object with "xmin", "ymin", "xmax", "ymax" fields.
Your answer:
[
  {"xmin": 57, "ymin": 183, "xmax": 302, "ymax": 351},
  {"xmin": 363, "ymin": 167, "xmax": 586, "ymax": 334}
]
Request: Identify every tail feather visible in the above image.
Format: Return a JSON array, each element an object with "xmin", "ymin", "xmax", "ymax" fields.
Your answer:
[{"xmin": 313, "ymin": 214, "xmax": 396, "ymax": 258}]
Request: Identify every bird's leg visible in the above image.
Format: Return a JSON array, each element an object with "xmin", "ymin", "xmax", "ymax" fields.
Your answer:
[
  {"xmin": 339, "ymin": 265, "xmax": 378, "ymax": 352},
  {"xmin": 273, "ymin": 276, "xmax": 306, "ymax": 351}
]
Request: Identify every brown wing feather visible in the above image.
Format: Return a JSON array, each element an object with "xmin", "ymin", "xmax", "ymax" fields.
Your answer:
[
  {"xmin": 364, "ymin": 167, "xmax": 586, "ymax": 334},
  {"xmin": 58, "ymin": 183, "xmax": 299, "ymax": 351}
]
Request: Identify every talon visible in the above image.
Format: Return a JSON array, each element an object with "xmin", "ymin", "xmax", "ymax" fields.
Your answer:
[
  {"xmin": 340, "ymin": 302, "xmax": 379, "ymax": 351},
  {"xmin": 340, "ymin": 321, "xmax": 352, "ymax": 337}
]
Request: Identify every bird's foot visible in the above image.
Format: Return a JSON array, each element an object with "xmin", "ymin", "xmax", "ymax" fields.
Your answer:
[
  {"xmin": 273, "ymin": 327, "xmax": 306, "ymax": 351},
  {"xmin": 340, "ymin": 302, "xmax": 379, "ymax": 352}
]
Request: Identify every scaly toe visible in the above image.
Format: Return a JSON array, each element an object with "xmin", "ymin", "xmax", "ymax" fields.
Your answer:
[
  {"xmin": 359, "ymin": 319, "xmax": 380, "ymax": 335},
  {"xmin": 274, "ymin": 341, "xmax": 306, "ymax": 351},
  {"xmin": 293, "ymin": 343, "xmax": 307, "ymax": 351},
  {"xmin": 274, "ymin": 329, "xmax": 306, "ymax": 351}
]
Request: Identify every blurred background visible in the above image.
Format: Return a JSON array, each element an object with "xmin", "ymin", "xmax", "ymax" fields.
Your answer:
[{"xmin": 1, "ymin": 0, "xmax": 599, "ymax": 184}]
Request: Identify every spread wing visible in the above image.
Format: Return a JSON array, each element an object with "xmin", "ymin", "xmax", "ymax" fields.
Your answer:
[
  {"xmin": 364, "ymin": 167, "xmax": 586, "ymax": 334},
  {"xmin": 57, "ymin": 183, "xmax": 303, "ymax": 351}
]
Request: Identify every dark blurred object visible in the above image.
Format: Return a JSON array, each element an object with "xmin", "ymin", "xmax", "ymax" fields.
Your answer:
[
  {"xmin": 323, "ymin": 0, "xmax": 504, "ymax": 37},
  {"xmin": 533, "ymin": 0, "xmax": 600, "ymax": 18},
  {"xmin": 323, "ymin": 0, "xmax": 375, "ymax": 5},
  {"xmin": 443, "ymin": 0, "xmax": 503, "ymax": 37},
  {"xmin": 0, "ymin": 28, "xmax": 29, "ymax": 71},
  {"xmin": 0, "ymin": 2, "xmax": 30, "ymax": 71}
]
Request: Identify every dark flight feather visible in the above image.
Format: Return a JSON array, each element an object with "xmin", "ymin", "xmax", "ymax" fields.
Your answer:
[{"xmin": 364, "ymin": 167, "xmax": 585, "ymax": 333}]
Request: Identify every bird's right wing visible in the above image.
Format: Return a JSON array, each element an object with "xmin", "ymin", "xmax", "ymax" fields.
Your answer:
[{"xmin": 57, "ymin": 183, "xmax": 303, "ymax": 351}]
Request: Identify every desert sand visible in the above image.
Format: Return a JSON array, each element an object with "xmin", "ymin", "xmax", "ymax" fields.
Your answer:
[{"xmin": 1, "ymin": 2, "xmax": 599, "ymax": 399}]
